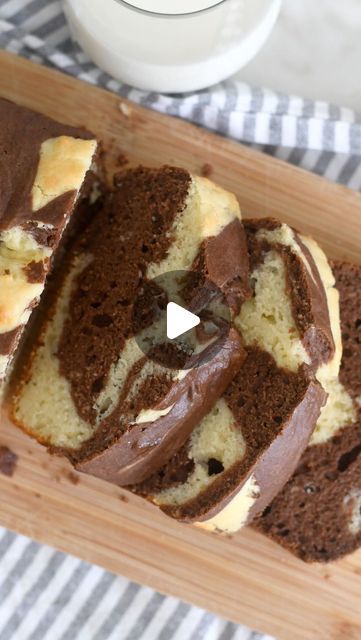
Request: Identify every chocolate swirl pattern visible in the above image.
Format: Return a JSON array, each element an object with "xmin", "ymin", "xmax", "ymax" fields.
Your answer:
[
  {"xmin": 0, "ymin": 97, "xmax": 97, "ymax": 383},
  {"xmin": 10, "ymin": 166, "xmax": 250, "ymax": 485},
  {"xmin": 255, "ymin": 261, "xmax": 361, "ymax": 562},
  {"xmin": 135, "ymin": 219, "xmax": 340, "ymax": 533}
]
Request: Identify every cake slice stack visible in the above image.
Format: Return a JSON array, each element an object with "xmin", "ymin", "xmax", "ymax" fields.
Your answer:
[
  {"xmin": 1, "ymin": 108, "xmax": 348, "ymax": 543},
  {"xmin": 132, "ymin": 219, "xmax": 340, "ymax": 532},
  {"xmin": 8, "ymin": 166, "xmax": 251, "ymax": 485},
  {"xmin": 7, "ymin": 182, "xmax": 341, "ymax": 533},
  {"xmin": 0, "ymin": 98, "xmax": 97, "ymax": 384}
]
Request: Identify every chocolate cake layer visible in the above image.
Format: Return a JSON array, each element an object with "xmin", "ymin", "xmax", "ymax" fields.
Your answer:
[
  {"xmin": 133, "ymin": 219, "xmax": 339, "ymax": 532},
  {"xmin": 0, "ymin": 97, "xmax": 97, "ymax": 381},
  {"xmin": 10, "ymin": 166, "xmax": 250, "ymax": 485},
  {"xmin": 254, "ymin": 261, "xmax": 361, "ymax": 562}
]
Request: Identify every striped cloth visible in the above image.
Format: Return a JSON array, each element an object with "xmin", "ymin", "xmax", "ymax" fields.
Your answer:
[
  {"xmin": 0, "ymin": 1, "xmax": 360, "ymax": 640},
  {"xmin": 0, "ymin": 529, "xmax": 273, "ymax": 640}
]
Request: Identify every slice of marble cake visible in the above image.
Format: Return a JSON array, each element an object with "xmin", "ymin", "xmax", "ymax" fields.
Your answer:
[
  {"xmin": 0, "ymin": 97, "xmax": 97, "ymax": 383},
  {"xmin": 255, "ymin": 260, "xmax": 361, "ymax": 562}
]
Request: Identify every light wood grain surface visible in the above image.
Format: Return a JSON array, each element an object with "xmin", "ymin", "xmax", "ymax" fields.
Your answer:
[{"xmin": 1, "ymin": 51, "xmax": 361, "ymax": 640}]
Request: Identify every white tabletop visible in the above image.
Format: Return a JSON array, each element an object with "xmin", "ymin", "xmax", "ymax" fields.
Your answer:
[{"xmin": 234, "ymin": 0, "xmax": 361, "ymax": 113}]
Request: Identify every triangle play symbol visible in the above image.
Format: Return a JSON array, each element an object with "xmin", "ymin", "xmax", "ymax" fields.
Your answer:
[{"xmin": 166, "ymin": 302, "xmax": 200, "ymax": 340}]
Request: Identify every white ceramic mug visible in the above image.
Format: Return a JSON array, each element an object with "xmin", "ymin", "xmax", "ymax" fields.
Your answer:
[{"xmin": 63, "ymin": 0, "xmax": 282, "ymax": 93}]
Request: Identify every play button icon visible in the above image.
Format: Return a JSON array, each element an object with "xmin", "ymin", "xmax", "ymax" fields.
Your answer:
[
  {"xmin": 166, "ymin": 302, "xmax": 200, "ymax": 340},
  {"xmin": 133, "ymin": 269, "xmax": 231, "ymax": 370}
]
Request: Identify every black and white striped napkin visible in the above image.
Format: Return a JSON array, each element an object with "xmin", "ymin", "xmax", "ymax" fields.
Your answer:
[{"xmin": 0, "ymin": 1, "xmax": 360, "ymax": 640}]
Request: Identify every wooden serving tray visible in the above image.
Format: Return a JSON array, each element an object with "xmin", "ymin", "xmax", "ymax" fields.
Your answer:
[{"xmin": 1, "ymin": 51, "xmax": 361, "ymax": 640}]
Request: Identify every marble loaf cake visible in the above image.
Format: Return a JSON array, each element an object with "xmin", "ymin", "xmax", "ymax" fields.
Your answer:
[
  {"xmin": 0, "ymin": 97, "xmax": 97, "ymax": 383},
  {"xmin": 133, "ymin": 219, "xmax": 341, "ymax": 532},
  {"xmin": 9, "ymin": 166, "xmax": 250, "ymax": 485},
  {"xmin": 255, "ymin": 261, "xmax": 361, "ymax": 562}
]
